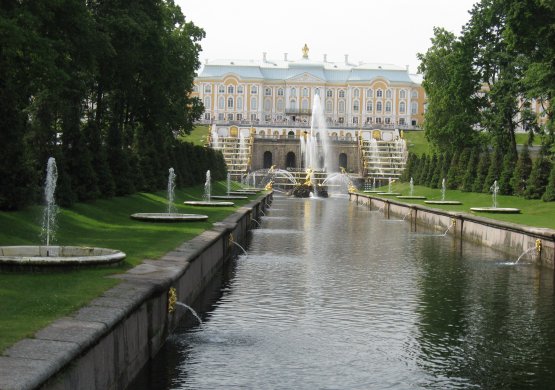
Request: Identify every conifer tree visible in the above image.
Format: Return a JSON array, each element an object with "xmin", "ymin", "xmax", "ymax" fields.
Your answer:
[
  {"xmin": 446, "ymin": 150, "xmax": 461, "ymax": 189},
  {"xmin": 542, "ymin": 161, "xmax": 555, "ymax": 201},
  {"xmin": 483, "ymin": 147, "xmax": 503, "ymax": 192},
  {"xmin": 525, "ymin": 150, "xmax": 552, "ymax": 199},
  {"xmin": 473, "ymin": 150, "xmax": 490, "ymax": 193},
  {"xmin": 498, "ymin": 148, "xmax": 517, "ymax": 195},
  {"xmin": 461, "ymin": 147, "xmax": 480, "ymax": 192},
  {"xmin": 510, "ymin": 144, "xmax": 532, "ymax": 196}
]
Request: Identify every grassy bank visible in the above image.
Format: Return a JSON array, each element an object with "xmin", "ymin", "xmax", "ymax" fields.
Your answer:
[
  {"xmin": 0, "ymin": 181, "xmax": 257, "ymax": 352},
  {"xmin": 367, "ymin": 182, "xmax": 555, "ymax": 230}
]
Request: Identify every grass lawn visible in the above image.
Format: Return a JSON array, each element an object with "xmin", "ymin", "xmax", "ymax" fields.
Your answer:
[
  {"xmin": 179, "ymin": 124, "xmax": 210, "ymax": 146},
  {"xmin": 0, "ymin": 180, "xmax": 257, "ymax": 352},
  {"xmin": 366, "ymin": 182, "xmax": 555, "ymax": 230},
  {"xmin": 403, "ymin": 130, "xmax": 430, "ymax": 156}
]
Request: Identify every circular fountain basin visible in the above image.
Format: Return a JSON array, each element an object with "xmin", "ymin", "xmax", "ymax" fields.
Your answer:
[
  {"xmin": 470, "ymin": 207, "xmax": 520, "ymax": 214},
  {"xmin": 363, "ymin": 190, "xmax": 382, "ymax": 194},
  {"xmin": 241, "ymin": 188, "xmax": 263, "ymax": 192},
  {"xmin": 227, "ymin": 191, "xmax": 257, "ymax": 196},
  {"xmin": 424, "ymin": 200, "xmax": 462, "ymax": 205},
  {"xmin": 376, "ymin": 192, "xmax": 402, "ymax": 196},
  {"xmin": 184, "ymin": 201, "xmax": 234, "ymax": 207},
  {"xmin": 130, "ymin": 213, "xmax": 208, "ymax": 222},
  {"xmin": 0, "ymin": 246, "xmax": 126, "ymax": 267},
  {"xmin": 397, "ymin": 195, "xmax": 427, "ymax": 200},
  {"xmin": 211, "ymin": 195, "xmax": 248, "ymax": 200}
]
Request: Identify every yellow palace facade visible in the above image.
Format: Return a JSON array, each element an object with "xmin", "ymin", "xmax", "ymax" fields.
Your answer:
[{"xmin": 192, "ymin": 46, "xmax": 426, "ymax": 138}]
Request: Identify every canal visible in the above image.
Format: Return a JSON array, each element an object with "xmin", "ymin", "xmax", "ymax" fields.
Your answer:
[{"xmin": 131, "ymin": 195, "xmax": 555, "ymax": 389}]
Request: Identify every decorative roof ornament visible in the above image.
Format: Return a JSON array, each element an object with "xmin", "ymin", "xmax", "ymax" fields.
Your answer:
[{"xmin": 302, "ymin": 43, "xmax": 309, "ymax": 59}]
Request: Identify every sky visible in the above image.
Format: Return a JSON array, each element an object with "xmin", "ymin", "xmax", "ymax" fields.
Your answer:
[{"xmin": 175, "ymin": 0, "xmax": 478, "ymax": 74}]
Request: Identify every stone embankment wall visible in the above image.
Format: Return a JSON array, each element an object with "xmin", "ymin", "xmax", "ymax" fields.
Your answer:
[
  {"xmin": 350, "ymin": 193, "xmax": 555, "ymax": 269},
  {"xmin": 0, "ymin": 194, "xmax": 272, "ymax": 390}
]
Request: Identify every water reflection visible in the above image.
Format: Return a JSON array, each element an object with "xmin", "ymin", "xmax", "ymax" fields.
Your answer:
[{"xmin": 130, "ymin": 196, "xmax": 555, "ymax": 389}]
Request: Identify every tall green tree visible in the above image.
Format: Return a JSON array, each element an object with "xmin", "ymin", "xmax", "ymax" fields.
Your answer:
[{"xmin": 510, "ymin": 145, "xmax": 532, "ymax": 196}]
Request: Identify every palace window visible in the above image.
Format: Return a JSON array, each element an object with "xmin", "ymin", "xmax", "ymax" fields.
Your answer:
[
  {"xmin": 227, "ymin": 85, "xmax": 234, "ymax": 94},
  {"xmin": 277, "ymin": 88, "xmax": 284, "ymax": 96},
  {"xmin": 237, "ymin": 97, "xmax": 243, "ymax": 110},
  {"xmin": 251, "ymin": 85, "xmax": 258, "ymax": 94},
  {"xmin": 376, "ymin": 101, "xmax": 382, "ymax": 112},
  {"xmin": 353, "ymin": 99, "xmax": 360, "ymax": 112},
  {"xmin": 399, "ymin": 89, "xmax": 406, "ymax": 99},
  {"xmin": 326, "ymin": 100, "xmax": 333, "ymax": 113},
  {"xmin": 289, "ymin": 99, "xmax": 297, "ymax": 110},
  {"xmin": 303, "ymin": 88, "xmax": 309, "ymax": 97},
  {"xmin": 411, "ymin": 102, "xmax": 418, "ymax": 115},
  {"xmin": 228, "ymin": 113, "xmax": 234, "ymax": 121},
  {"xmin": 251, "ymin": 113, "xmax": 258, "ymax": 121},
  {"xmin": 353, "ymin": 117, "xmax": 359, "ymax": 124},
  {"xmin": 204, "ymin": 84, "xmax": 212, "ymax": 94},
  {"xmin": 204, "ymin": 96, "xmax": 211, "ymax": 109},
  {"xmin": 290, "ymin": 87, "xmax": 296, "ymax": 97},
  {"xmin": 327, "ymin": 89, "xmax": 333, "ymax": 98},
  {"xmin": 218, "ymin": 96, "xmax": 225, "ymax": 110},
  {"xmin": 227, "ymin": 97, "xmax": 234, "ymax": 109},
  {"xmin": 366, "ymin": 117, "xmax": 372, "ymax": 124},
  {"xmin": 399, "ymin": 118, "xmax": 405, "ymax": 125},
  {"xmin": 376, "ymin": 117, "xmax": 382, "ymax": 124},
  {"xmin": 237, "ymin": 113, "xmax": 242, "ymax": 120},
  {"xmin": 204, "ymin": 112, "xmax": 210, "ymax": 120},
  {"xmin": 411, "ymin": 90, "xmax": 418, "ymax": 99},
  {"xmin": 376, "ymin": 89, "xmax": 383, "ymax": 98},
  {"xmin": 315, "ymin": 88, "xmax": 320, "ymax": 96},
  {"xmin": 366, "ymin": 89, "xmax": 374, "ymax": 98},
  {"xmin": 302, "ymin": 98, "xmax": 309, "ymax": 111},
  {"xmin": 218, "ymin": 113, "xmax": 224, "ymax": 120},
  {"xmin": 338, "ymin": 100, "xmax": 345, "ymax": 113},
  {"xmin": 264, "ymin": 98, "xmax": 272, "ymax": 112},
  {"xmin": 237, "ymin": 85, "xmax": 244, "ymax": 94},
  {"xmin": 385, "ymin": 101, "xmax": 392, "ymax": 113},
  {"xmin": 386, "ymin": 89, "xmax": 392, "ymax": 99},
  {"xmin": 339, "ymin": 90, "xmax": 345, "ymax": 98},
  {"xmin": 366, "ymin": 101, "xmax": 373, "ymax": 112},
  {"xmin": 353, "ymin": 88, "xmax": 360, "ymax": 98},
  {"xmin": 218, "ymin": 85, "xmax": 225, "ymax": 93},
  {"xmin": 251, "ymin": 97, "xmax": 258, "ymax": 110},
  {"xmin": 265, "ymin": 87, "xmax": 272, "ymax": 96},
  {"xmin": 277, "ymin": 98, "xmax": 284, "ymax": 111},
  {"xmin": 399, "ymin": 101, "xmax": 406, "ymax": 113},
  {"xmin": 385, "ymin": 117, "xmax": 391, "ymax": 124}
]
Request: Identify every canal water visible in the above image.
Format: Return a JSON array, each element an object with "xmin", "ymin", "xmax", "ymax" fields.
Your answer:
[{"xmin": 131, "ymin": 195, "xmax": 555, "ymax": 389}]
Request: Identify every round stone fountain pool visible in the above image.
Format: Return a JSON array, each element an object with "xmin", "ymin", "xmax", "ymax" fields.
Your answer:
[{"xmin": 0, "ymin": 245, "xmax": 126, "ymax": 268}]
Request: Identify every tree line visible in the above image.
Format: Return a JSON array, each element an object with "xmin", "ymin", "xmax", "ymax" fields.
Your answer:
[
  {"xmin": 0, "ymin": 0, "xmax": 226, "ymax": 211},
  {"xmin": 416, "ymin": 0, "xmax": 554, "ymax": 199}
]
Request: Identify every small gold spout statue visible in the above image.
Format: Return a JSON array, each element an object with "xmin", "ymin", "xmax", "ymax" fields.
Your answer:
[
  {"xmin": 168, "ymin": 287, "xmax": 177, "ymax": 314},
  {"xmin": 535, "ymin": 239, "xmax": 542, "ymax": 254},
  {"xmin": 265, "ymin": 180, "xmax": 273, "ymax": 190}
]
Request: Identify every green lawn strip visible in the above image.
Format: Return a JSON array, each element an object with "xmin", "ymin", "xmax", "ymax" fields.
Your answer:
[
  {"xmin": 178, "ymin": 124, "xmax": 210, "ymax": 146},
  {"xmin": 0, "ymin": 181, "xmax": 258, "ymax": 352},
  {"xmin": 402, "ymin": 130, "xmax": 430, "ymax": 156},
  {"xmin": 366, "ymin": 182, "xmax": 555, "ymax": 230}
]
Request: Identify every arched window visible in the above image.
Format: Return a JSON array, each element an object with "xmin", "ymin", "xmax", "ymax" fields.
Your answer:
[
  {"xmin": 302, "ymin": 99, "xmax": 309, "ymax": 111},
  {"xmin": 218, "ymin": 96, "xmax": 225, "ymax": 109},
  {"xmin": 411, "ymin": 101, "xmax": 418, "ymax": 114},
  {"xmin": 326, "ymin": 99, "xmax": 333, "ymax": 113},
  {"xmin": 339, "ymin": 153, "xmax": 347, "ymax": 170},
  {"xmin": 386, "ymin": 89, "xmax": 392, "ymax": 99},
  {"xmin": 259, "ymin": 130, "xmax": 265, "ymax": 137},
  {"xmin": 366, "ymin": 101, "xmax": 373, "ymax": 112},
  {"xmin": 339, "ymin": 90, "xmax": 345, "ymax": 98},
  {"xmin": 251, "ymin": 97, "xmax": 258, "ymax": 110},
  {"xmin": 366, "ymin": 89, "xmax": 373, "ymax": 98},
  {"xmin": 218, "ymin": 85, "xmax": 225, "ymax": 93},
  {"xmin": 251, "ymin": 85, "xmax": 258, "ymax": 94},
  {"xmin": 286, "ymin": 151, "xmax": 296, "ymax": 168},
  {"xmin": 289, "ymin": 99, "xmax": 297, "ymax": 110},
  {"xmin": 204, "ymin": 84, "xmax": 212, "ymax": 93},
  {"xmin": 399, "ymin": 101, "xmax": 406, "ymax": 113},
  {"xmin": 277, "ymin": 88, "xmax": 284, "ymax": 96},
  {"xmin": 385, "ymin": 101, "xmax": 392, "ymax": 112},
  {"xmin": 338, "ymin": 100, "xmax": 345, "ymax": 113},
  {"xmin": 315, "ymin": 88, "xmax": 320, "ymax": 96},
  {"xmin": 227, "ymin": 85, "xmax": 234, "ymax": 94},
  {"xmin": 353, "ymin": 88, "xmax": 360, "ymax": 98},
  {"xmin": 326, "ymin": 89, "xmax": 333, "ymax": 98},
  {"xmin": 411, "ymin": 90, "xmax": 418, "ymax": 99},
  {"xmin": 353, "ymin": 99, "xmax": 360, "ymax": 112},
  {"xmin": 264, "ymin": 98, "xmax": 272, "ymax": 112},
  {"xmin": 400, "ymin": 89, "xmax": 406, "ymax": 99},
  {"xmin": 263, "ymin": 151, "xmax": 273, "ymax": 169},
  {"xmin": 237, "ymin": 97, "xmax": 243, "ymax": 110},
  {"xmin": 302, "ymin": 88, "xmax": 309, "ymax": 97},
  {"xmin": 287, "ymin": 131, "xmax": 295, "ymax": 139},
  {"xmin": 237, "ymin": 85, "xmax": 244, "ymax": 94},
  {"xmin": 227, "ymin": 97, "xmax": 234, "ymax": 108},
  {"xmin": 376, "ymin": 89, "xmax": 383, "ymax": 98},
  {"xmin": 203, "ymin": 96, "xmax": 211, "ymax": 109},
  {"xmin": 376, "ymin": 101, "xmax": 382, "ymax": 112},
  {"xmin": 265, "ymin": 87, "xmax": 272, "ymax": 96},
  {"xmin": 290, "ymin": 87, "xmax": 296, "ymax": 96},
  {"xmin": 277, "ymin": 99, "xmax": 284, "ymax": 111}
]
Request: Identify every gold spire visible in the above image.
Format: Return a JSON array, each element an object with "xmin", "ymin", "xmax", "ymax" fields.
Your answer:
[{"xmin": 302, "ymin": 43, "xmax": 309, "ymax": 59}]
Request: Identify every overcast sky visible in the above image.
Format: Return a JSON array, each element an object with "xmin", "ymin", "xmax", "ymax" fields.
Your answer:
[{"xmin": 175, "ymin": 0, "xmax": 477, "ymax": 74}]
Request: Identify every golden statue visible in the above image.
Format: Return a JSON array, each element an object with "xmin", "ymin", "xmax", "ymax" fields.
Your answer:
[
  {"xmin": 304, "ymin": 168, "xmax": 313, "ymax": 186},
  {"xmin": 265, "ymin": 180, "xmax": 273, "ymax": 191},
  {"xmin": 302, "ymin": 43, "xmax": 309, "ymax": 59}
]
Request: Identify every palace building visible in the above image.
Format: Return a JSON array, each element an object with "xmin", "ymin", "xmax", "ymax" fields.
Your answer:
[{"xmin": 192, "ymin": 45, "xmax": 426, "ymax": 184}]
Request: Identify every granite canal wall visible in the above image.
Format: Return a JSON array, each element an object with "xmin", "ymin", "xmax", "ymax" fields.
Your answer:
[
  {"xmin": 0, "ymin": 193, "xmax": 272, "ymax": 390},
  {"xmin": 350, "ymin": 193, "xmax": 555, "ymax": 270}
]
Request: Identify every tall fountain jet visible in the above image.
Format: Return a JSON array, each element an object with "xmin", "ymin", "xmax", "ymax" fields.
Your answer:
[
  {"xmin": 304, "ymin": 94, "xmax": 334, "ymax": 173},
  {"xmin": 42, "ymin": 157, "xmax": 58, "ymax": 247}
]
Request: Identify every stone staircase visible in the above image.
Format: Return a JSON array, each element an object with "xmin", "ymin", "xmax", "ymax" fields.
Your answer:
[
  {"xmin": 360, "ymin": 138, "xmax": 407, "ymax": 181},
  {"xmin": 212, "ymin": 136, "xmax": 253, "ymax": 180}
]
